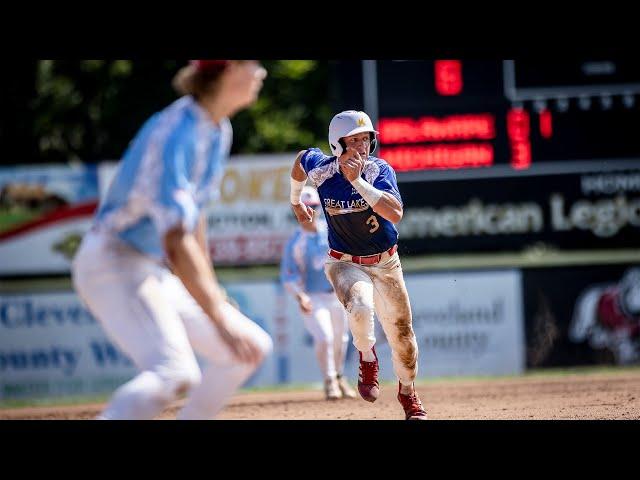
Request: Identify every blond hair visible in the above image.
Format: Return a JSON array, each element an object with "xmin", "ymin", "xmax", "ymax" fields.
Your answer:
[{"xmin": 172, "ymin": 63, "xmax": 227, "ymax": 98}]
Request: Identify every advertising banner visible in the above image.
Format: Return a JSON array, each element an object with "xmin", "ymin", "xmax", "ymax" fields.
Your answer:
[
  {"xmin": 368, "ymin": 269, "xmax": 525, "ymax": 380},
  {"xmin": 522, "ymin": 263, "xmax": 640, "ymax": 367},
  {"xmin": 204, "ymin": 154, "xmax": 298, "ymax": 265},
  {"xmin": 0, "ymin": 291, "xmax": 136, "ymax": 399},
  {"xmin": 0, "ymin": 286, "xmax": 280, "ymax": 400},
  {"xmin": 397, "ymin": 167, "xmax": 640, "ymax": 254},
  {"xmin": 0, "ymin": 164, "xmax": 98, "ymax": 275},
  {"xmin": 1, "ymin": 267, "xmax": 526, "ymax": 399}
]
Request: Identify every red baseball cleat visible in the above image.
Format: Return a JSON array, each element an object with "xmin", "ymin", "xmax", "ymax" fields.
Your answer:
[
  {"xmin": 358, "ymin": 347, "xmax": 379, "ymax": 402},
  {"xmin": 397, "ymin": 383, "xmax": 428, "ymax": 420}
]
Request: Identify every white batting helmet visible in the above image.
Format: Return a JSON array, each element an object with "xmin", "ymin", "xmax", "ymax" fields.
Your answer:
[
  {"xmin": 301, "ymin": 186, "xmax": 321, "ymax": 206},
  {"xmin": 328, "ymin": 110, "xmax": 379, "ymax": 157}
]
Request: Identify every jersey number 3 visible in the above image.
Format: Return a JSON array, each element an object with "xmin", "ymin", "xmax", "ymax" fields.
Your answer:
[{"xmin": 366, "ymin": 215, "xmax": 380, "ymax": 233}]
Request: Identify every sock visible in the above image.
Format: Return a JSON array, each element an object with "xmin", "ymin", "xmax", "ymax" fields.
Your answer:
[
  {"xmin": 399, "ymin": 382, "xmax": 414, "ymax": 395},
  {"xmin": 361, "ymin": 349, "xmax": 376, "ymax": 362}
]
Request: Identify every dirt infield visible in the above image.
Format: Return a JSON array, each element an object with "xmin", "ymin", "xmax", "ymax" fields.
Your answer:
[{"xmin": 2, "ymin": 370, "xmax": 640, "ymax": 420}]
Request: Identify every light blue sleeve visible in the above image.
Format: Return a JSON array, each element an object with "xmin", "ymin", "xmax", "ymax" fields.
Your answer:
[
  {"xmin": 149, "ymin": 132, "xmax": 200, "ymax": 236},
  {"xmin": 300, "ymin": 148, "xmax": 325, "ymax": 175},
  {"xmin": 280, "ymin": 233, "xmax": 303, "ymax": 296},
  {"xmin": 199, "ymin": 118, "xmax": 233, "ymax": 206}
]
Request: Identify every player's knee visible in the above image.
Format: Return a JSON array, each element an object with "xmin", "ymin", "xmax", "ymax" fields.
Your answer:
[
  {"xmin": 347, "ymin": 300, "xmax": 374, "ymax": 325},
  {"xmin": 393, "ymin": 328, "xmax": 417, "ymax": 351},
  {"xmin": 163, "ymin": 364, "xmax": 202, "ymax": 398}
]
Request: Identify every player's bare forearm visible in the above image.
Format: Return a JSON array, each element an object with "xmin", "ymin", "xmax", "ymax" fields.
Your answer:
[
  {"xmin": 164, "ymin": 226, "xmax": 227, "ymax": 326},
  {"xmin": 371, "ymin": 193, "xmax": 403, "ymax": 224},
  {"xmin": 295, "ymin": 290, "xmax": 313, "ymax": 314},
  {"xmin": 195, "ymin": 214, "xmax": 212, "ymax": 265},
  {"xmin": 291, "ymin": 150, "xmax": 308, "ymax": 182},
  {"xmin": 283, "ymin": 281, "xmax": 302, "ymax": 298}
]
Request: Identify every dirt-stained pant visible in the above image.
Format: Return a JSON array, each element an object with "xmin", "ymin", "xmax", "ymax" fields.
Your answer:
[{"xmin": 324, "ymin": 252, "xmax": 418, "ymax": 385}]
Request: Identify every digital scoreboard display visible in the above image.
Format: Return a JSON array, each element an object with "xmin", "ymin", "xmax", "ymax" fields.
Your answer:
[{"xmin": 332, "ymin": 60, "xmax": 640, "ymax": 173}]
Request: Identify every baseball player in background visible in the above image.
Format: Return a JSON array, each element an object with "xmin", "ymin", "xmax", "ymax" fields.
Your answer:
[
  {"xmin": 72, "ymin": 60, "xmax": 272, "ymax": 420},
  {"xmin": 280, "ymin": 186, "xmax": 357, "ymax": 401},
  {"xmin": 289, "ymin": 111, "xmax": 427, "ymax": 420}
]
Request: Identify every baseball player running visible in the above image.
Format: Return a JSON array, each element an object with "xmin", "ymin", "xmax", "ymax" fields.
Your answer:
[
  {"xmin": 72, "ymin": 60, "xmax": 272, "ymax": 420},
  {"xmin": 280, "ymin": 186, "xmax": 357, "ymax": 400},
  {"xmin": 289, "ymin": 110, "xmax": 427, "ymax": 420}
]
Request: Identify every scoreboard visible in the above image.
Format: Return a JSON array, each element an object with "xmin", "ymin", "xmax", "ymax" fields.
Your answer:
[{"xmin": 331, "ymin": 60, "xmax": 640, "ymax": 174}]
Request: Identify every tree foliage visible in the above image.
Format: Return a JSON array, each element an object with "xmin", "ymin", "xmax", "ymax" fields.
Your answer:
[{"xmin": 2, "ymin": 60, "xmax": 332, "ymax": 165}]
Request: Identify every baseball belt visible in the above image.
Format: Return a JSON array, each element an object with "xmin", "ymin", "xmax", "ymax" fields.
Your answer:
[{"xmin": 328, "ymin": 244, "xmax": 398, "ymax": 266}]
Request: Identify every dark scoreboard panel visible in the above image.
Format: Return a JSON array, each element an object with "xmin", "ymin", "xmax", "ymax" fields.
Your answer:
[
  {"xmin": 505, "ymin": 60, "xmax": 640, "ymax": 93},
  {"xmin": 331, "ymin": 60, "xmax": 640, "ymax": 173}
]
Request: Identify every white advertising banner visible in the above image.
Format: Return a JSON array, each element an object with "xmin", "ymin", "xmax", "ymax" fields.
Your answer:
[
  {"xmin": 0, "ymin": 269, "xmax": 525, "ymax": 400},
  {"xmin": 297, "ymin": 269, "xmax": 526, "ymax": 383},
  {"xmin": 376, "ymin": 269, "xmax": 526, "ymax": 379},
  {"xmin": 0, "ymin": 286, "xmax": 282, "ymax": 400},
  {"xmin": 0, "ymin": 164, "xmax": 98, "ymax": 275},
  {"xmin": 204, "ymin": 154, "xmax": 299, "ymax": 265},
  {"xmin": 280, "ymin": 270, "xmax": 526, "ymax": 383},
  {"xmin": 0, "ymin": 291, "xmax": 137, "ymax": 399}
]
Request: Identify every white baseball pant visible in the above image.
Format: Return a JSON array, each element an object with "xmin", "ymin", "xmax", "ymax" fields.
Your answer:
[
  {"xmin": 302, "ymin": 292, "xmax": 349, "ymax": 380},
  {"xmin": 72, "ymin": 229, "xmax": 273, "ymax": 420}
]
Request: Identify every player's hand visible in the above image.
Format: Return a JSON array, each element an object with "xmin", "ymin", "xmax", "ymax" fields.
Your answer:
[
  {"xmin": 211, "ymin": 304, "xmax": 264, "ymax": 365},
  {"xmin": 292, "ymin": 202, "xmax": 314, "ymax": 224},
  {"xmin": 296, "ymin": 292, "xmax": 313, "ymax": 315},
  {"xmin": 338, "ymin": 147, "xmax": 364, "ymax": 182}
]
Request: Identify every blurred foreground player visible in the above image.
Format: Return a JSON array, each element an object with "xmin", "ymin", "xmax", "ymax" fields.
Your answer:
[{"xmin": 73, "ymin": 60, "xmax": 272, "ymax": 420}]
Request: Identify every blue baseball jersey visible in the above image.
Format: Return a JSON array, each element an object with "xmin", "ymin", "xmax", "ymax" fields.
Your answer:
[
  {"xmin": 94, "ymin": 96, "xmax": 232, "ymax": 261},
  {"xmin": 280, "ymin": 221, "xmax": 334, "ymax": 295},
  {"xmin": 300, "ymin": 148, "xmax": 402, "ymax": 256}
]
